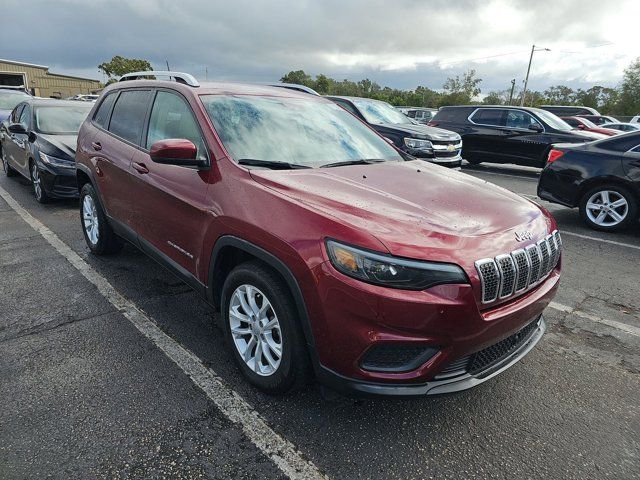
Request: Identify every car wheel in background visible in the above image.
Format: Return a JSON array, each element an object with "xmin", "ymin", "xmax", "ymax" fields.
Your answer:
[
  {"xmin": 30, "ymin": 162, "xmax": 50, "ymax": 203},
  {"xmin": 79, "ymin": 183, "xmax": 123, "ymax": 254},
  {"xmin": 221, "ymin": 260, "xmax": 311, "ymax": 394},
  {"xmin": 579, "ymin": 184, "xmax": 638, "ymax": 232}
]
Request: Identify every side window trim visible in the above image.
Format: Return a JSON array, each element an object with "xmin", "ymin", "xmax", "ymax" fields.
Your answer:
[
  {"xmin": 468, "ymin": 107, "xmax": 546, "ymax": 132},
  {"xmin": 468, "ymin": 107, "xmax": 506, "ymax": 128},
  {"xmin": 91, "ymin": 91, "xmax": 120, "ymax": 131}
]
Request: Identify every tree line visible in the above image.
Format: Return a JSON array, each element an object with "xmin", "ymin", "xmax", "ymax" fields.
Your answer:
[{"xmin": 282, "ymin": 57, "xmax": 640, "ymax": 115}]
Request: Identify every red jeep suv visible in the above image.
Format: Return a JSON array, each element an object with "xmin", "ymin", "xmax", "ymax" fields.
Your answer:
[{"xmin": 75, "ymin": 72, "xmax": 562, "ymax": 396}]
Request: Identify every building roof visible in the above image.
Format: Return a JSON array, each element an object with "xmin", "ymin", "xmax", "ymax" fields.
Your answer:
[{"xmin": 0, "ymin": 58, "xmax": 100, "ymax": 83}]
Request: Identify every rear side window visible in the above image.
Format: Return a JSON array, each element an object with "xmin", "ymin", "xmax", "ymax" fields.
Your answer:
[
  {"xmin": 563, "ymin": 118, "xmax": 579, "ymax": 127},
  {"xmin": 470, "ymin": 108, "xmax": 505, "ymax": 126},
  {"xmin": 93, "ymin": 92, "xmax": 117, "ymax": 129},
  {"xmin": 598, "ymin": 134, "xmax": 640, "ymax": 152},
  {"xmin": 146, "ymin": 91, "xmax": 207, "ymax": 160},
  {"xmin": 108, "ymin": 90, "xmax": 152, "ymax": 145}
]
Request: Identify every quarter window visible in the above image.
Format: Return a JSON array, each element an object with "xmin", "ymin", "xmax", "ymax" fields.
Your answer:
[
  {"xmin": 93, "ymin": 92, "xmax": 117, "ymax": 129},
  {"xmin": 108, "ymin": 90, "xmax": 152, "ymax": 145},
  {"xmin": 146, "ymin": 91, "xmax": 206, "ymax": 159},
  {"xmin": 470, "ymin": 108, "xmax": 504, "ymax": 126}
]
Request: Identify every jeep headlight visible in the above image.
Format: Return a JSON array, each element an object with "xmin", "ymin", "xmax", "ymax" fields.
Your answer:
[
  {"xmin": 404, "ymin": 137, "xmax": 433, "ymax": 150},
  {"xmin": 326, "ymin": 240, "xmax": 468, "ymax": 290}
]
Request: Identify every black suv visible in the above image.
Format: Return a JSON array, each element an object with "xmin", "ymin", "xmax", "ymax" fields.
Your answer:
[
  {"xmin": 327, "ymin": 96, "xmax": 462, "ymax": 167},
  {"xmin": 430, "ymin": 105, "xmax": 603, "ymax": 167}
]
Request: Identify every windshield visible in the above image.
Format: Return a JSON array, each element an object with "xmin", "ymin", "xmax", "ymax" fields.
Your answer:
[
  {"xmin": 34, "ymin": 105, "xmax": 92, "ymax": 134},
  {"xmin": 201, "ymin": 95, "xmax": 403, "ymax": 168},
  {"xmin": 0, "ymin": 91, "xmax": 30, "ymax": 110},
  {"xmin": 578, "ymin": 117, "xmax": 598, "ymax": 128},
  {"xmin": 533, "ymin": 109, "xmax": 572, "ymax": 131},
  {"xmin": 351, "ymin": 98, "xmax": 414, "ymax": 125}
]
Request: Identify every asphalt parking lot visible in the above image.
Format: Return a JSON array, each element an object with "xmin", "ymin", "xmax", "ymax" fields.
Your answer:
[{"xmin": 1, "ymin": 162, "xmax": 639, "ymax": 479}]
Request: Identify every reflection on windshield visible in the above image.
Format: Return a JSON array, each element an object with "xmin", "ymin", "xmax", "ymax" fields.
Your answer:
[
  {"xmin": 35, "ymin": 106, "xmax": 92, "ymax": 134},
  {"xmin": 352, "ymin": 99, "xmax": 414, "ymax": 125},
  {"xmin": 201, "ymin": 95, "xmax": 403, "ymax": 168},
  {"xmin": 534, "ymin": 109, "xmax": 572, "ymax": 131}
]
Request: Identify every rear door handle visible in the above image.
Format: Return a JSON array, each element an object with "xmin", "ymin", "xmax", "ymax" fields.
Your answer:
[
  {"xmin": 92, "ymin": 141, "xmax": 102, "ymax": 151},
  {"xmin": 132, "ymin": 162, "xmax": 149, "ymax": 174}
]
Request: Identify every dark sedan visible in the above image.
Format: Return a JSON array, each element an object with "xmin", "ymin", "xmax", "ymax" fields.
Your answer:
[
  {"xmin": 538, "ymin": 132, "xmax": 640, "ymax": 231},
  {"xmin": 430, "ymin": 105, "xmax": 603, "ymax": 167},
  {"xmin": 1, "ymin": 99, "xmax": 92, "ymax": 202}
]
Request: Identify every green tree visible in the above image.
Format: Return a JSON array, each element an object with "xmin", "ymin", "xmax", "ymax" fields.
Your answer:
[
  {"xmin": 440, "ymin": 69, "xmax": 482, "ymax": 106},
  {"xmin": 542, "ymin": 85, "xmax": 575, "ymax": 105},
  {"xmin": 280, "ymin": 70, "xmax": 314, "ymax": 87},
  {"xmin": 618, "ymin": 57, "xmax": 640, "ymax": 115},
  {"xmin": 98, "ymin": 55, "xmax": 152, "ymax": 83},
  {"xmin": 314, "ymin": 74, "xmax": 330, "ymax": 94}
]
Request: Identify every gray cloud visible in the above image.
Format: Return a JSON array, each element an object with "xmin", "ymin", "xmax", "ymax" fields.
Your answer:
[{"xmin": 2, "ymin": 0, "xmax": 637, "ymax": 92}]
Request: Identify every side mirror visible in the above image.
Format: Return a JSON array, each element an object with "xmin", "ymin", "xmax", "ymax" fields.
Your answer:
[
  {"xmin": 149, "ymin": 139, "xmax": 206, "ymax": 168},
  {"xmin": 528, "ymin": 124, "xmax": 543, "ymax": 133},
  {"xmin": 8, "ymin": 123, "xmax": 27, "ymax": 134}
]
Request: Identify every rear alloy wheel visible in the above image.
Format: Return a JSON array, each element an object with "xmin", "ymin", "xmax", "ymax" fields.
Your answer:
[
  {"xmin": 579, "ymin": 185, "xmax": 638, "ymax": 232},
  {"xmin": 79, "ymin": 183, "xmax": 123, "ymax": 255},
  {"xmin": 30, "ymin": 162, "xmax": 50, "ymax": 203}
]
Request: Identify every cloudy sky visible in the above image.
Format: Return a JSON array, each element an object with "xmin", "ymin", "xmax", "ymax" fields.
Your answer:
[{"xmin": 2, "ymin": 0, "xmax": 638, "ymax": 94}]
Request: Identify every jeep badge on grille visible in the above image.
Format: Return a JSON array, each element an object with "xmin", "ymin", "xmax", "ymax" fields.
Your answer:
[{"xmin": 515, "ymin": 230, "xmax": 533, "ymax": 242}]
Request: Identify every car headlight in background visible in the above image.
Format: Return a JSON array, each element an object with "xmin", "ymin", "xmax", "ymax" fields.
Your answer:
[
  {"xmin": 404, "ymin": 137, "xmax": 433, "ymax": 151},
  {"xmin": 326, "ymin": 240, "xmax": 468, "ymax": 290},
  {"xmin": 39, "ymin": 152, "xmax": 75, "ymax": 169}
]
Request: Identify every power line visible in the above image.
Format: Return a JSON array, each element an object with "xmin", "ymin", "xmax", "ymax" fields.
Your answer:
[{"xmin": 437, "ymin": 50, "xmax": 529, "ymax": 67}]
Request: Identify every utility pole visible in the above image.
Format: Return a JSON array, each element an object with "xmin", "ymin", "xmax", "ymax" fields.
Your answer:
[
  {"xmin": 508, "ymin": 79, "xmax": 516, "ymax": 105},
  {"xmin": 520, "ymin": 44, "xmax": 550, "ymax": 106},
  {"xmin": 165, "ymin": 60, "xmax": 171, "ymax": 71},
  {"xmin": 205, "ymin": 67, "xmax": 208, "ymax": 81}
]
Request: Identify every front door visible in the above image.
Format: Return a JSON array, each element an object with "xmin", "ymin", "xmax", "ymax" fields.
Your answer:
[{"xmin": 128, "ymin": 89, "xmax": 211, "ymax": 276}]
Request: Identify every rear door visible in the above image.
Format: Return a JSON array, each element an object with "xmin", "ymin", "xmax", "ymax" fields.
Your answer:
[
  {"xmin": 94, "ymin": 89, "xmax": 152, "ymax": 231},
  {"xmin": 466, "ymin": 108, "xmax": 511, "ymax": 162},
  {"xmin": 128, "ymin": 89, "xmax": 211, "ymax": 277}
]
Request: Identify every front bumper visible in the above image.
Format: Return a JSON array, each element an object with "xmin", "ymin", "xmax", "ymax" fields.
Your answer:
[
  {"xmin": 318, "ymin": 315, "xmax": 546, "ymax": 397},
  {"xmin": 38, "ymin": 161, "xmax": 79, "ymax": 198}
]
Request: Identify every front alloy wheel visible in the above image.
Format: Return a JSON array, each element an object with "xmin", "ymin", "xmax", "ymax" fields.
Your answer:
[
  {"xmin": 580, "ymin": 185, "xmax": 638, "ymax": 232},
  {"xmin": 229, "ymin": 284, "xmax": 283, "ymax": 376},
  {"xmin": 30, "ymin": 163, "xmax": 49, "ymax": 203}
]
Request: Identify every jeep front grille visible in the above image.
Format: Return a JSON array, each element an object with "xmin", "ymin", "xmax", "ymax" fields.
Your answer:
[{"xmin": 475, "ymin": 230, "xmax": 562, "ymax": 304}]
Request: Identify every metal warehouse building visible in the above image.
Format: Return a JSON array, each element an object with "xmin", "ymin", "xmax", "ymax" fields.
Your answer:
[{"xmin": 0, "ymin": 59, "xmax": 102, "ymax": 98}]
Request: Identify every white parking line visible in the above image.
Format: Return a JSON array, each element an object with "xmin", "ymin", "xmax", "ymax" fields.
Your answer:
[
  {"xmin": 465, "ymin": 169, "xmax": 539, "ymax": 180},
  {"xmin": 559, "ymin": 230, "xmax": 640, "ymax": 251},
  {"xmin": 549, "ymin": 301, "xmax": 640, "ymax": 338},
  {"xmin": 0, "ymin": 186, "xmax": 327, "ymax": 480}
]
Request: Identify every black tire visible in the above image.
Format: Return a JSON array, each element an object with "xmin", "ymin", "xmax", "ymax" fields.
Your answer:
[
  {"xmin": 79, "ymin": 183, "xmax": 123, "ymax": 254},
  {"xmin": 1, "ymin": 147, "xmax": 17, "ymax": 177},
  {"xmin": 30, "ymin": 161, "xmax": 51, "ymax": 204},
  {"xmin": 579, "ymin": 184, "xmax": 638, "ymax": 232},
  {"xmin": 221, "ymin": 260, "xmax": 311, "ymax": 394},
  {"xmin": 465, "ymin": 157, "xmax": 482, "ymax": 166}
]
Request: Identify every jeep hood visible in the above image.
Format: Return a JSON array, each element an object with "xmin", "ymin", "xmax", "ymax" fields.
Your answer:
[{"xmin": 250, "ymin": 160, "xmax": 552, "ymax": 264}]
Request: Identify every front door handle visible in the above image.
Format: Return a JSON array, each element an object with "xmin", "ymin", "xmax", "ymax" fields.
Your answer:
[
  {"xmin": 132, "ymin": 162, "xmax": 149, "ymax": 174},
  {"xmin": 92, "ymin": 141, "xmax": 102, "ymax": 151}
]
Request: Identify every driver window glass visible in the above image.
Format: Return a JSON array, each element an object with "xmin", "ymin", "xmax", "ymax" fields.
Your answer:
[
  {"xmin": 11, "ymin": 105, "xmax": 24, "ymax": 123},
  {"xmin": 146, "ymin": 91, "xmax": 206, "ymax": 160},
  {"xmin": 505, "ymin": 110, "xmax": 542, "ymax": 129}
]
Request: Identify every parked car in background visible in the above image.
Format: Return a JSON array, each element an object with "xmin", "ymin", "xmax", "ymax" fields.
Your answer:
[
  {"xmin": 601, "ymin": 122, "xmax": 640, "ymax": 133},
  {"xmin": 561, "ymin": 116, "xmax": 620, "ymax": 136},
  {"xmin": 327, "ymin": 96, "xmax": 462, "ymax": 167},
  {"xmin": 630, "ymin": 115, "xmax": 640, "ymax": 123},
  {"xmin": 538, "ymin": 132, "xmax": 640, "ymax": 231},
  {"xmin": 75, "ymin": 72, "xmax": 561, "ymax": 396},
  {"xmin": 577, "ymin": 114, "xmax": 619, "ymax": 126},
  {"xmin": 1, "ymin": 99, "xmax": 92, "ymax": 202},
  {"xmin": 429, "ymin": 105, "xmax": 603, "ymax": 167},
  {"xmin": 67, "ymin": 94, "xmax": 100, "ymax": 102},
  {"xmin": 540, "ymin": 105, "xmax": 600, "ymax": 116},
  {"xmin": 0, "ymin": 87, "xmax": 32, "ymax": 124},
  {"xmin": 404, "ymin": 107, "xmax": 438, "ymax": 125}
]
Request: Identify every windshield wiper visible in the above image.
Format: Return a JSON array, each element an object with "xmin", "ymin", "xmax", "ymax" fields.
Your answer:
[
  {"xmin": 320, "ymin": 159, "xmax": 385, "ymax": 168},
  {"xmin": 237, "ymin": 158, "xmax": 312, "ymax": 170}
]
